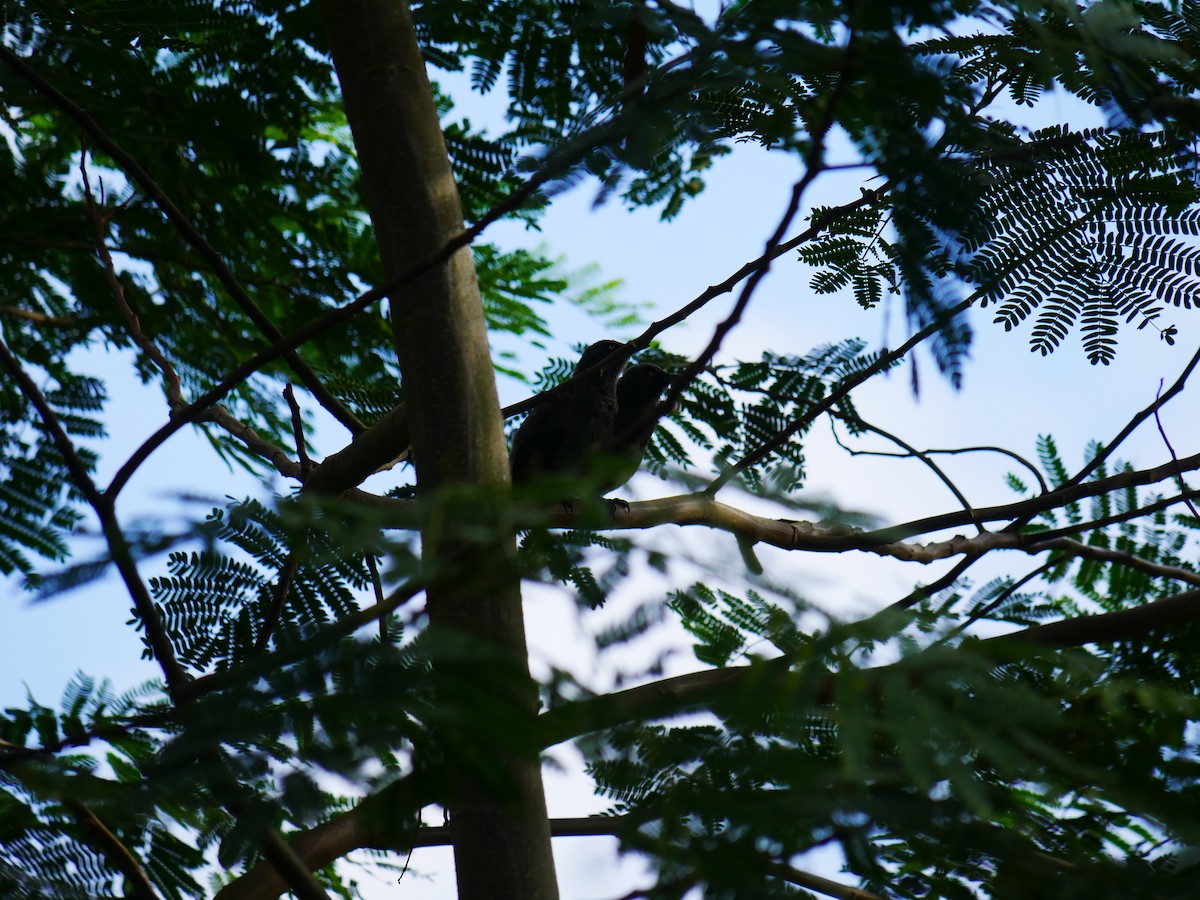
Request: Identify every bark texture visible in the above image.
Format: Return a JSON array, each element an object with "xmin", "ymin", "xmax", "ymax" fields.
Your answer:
[{"xmin": 318, "ymin": 2, "xmax": 559, "ymax": 898}]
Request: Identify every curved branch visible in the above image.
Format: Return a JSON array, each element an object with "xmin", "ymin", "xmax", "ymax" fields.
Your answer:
[
  {"xmin": 766, "ymin": 859, "xmax": 885, "ymax": 900},
  {"xmin": 214, "ymin": 767, "xmax": 436, "ymax": 900},
  {"xmin": 921, "ymin": 444, "xmax": 1049, "ymax": 495},
  {"xmin": 833, "ymin": 416, "xmax": 1049, "ymax": 497},
  {"xmin": 832, "ymin": 414, "xmax": 982, "ymax": 532}
]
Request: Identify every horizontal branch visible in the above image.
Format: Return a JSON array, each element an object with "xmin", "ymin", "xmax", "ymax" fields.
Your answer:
[
  {"xmin": 574, "ymin": 441, "xmax": 1200, "ymax": 553},
  {"xmin": 538, "ymin": 588, "xmax": 1200, "ymax": 747}
]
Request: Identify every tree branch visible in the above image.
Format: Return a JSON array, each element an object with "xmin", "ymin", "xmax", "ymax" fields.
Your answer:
[
  {"xmin": 0, "ymin": 304, "xmax": 84, "ymax": 327},
  {"xmin": 196, "ymin": 406, "xmax": 305, "ymax": 480},
  {"xmin": 1153, "ymin": 376, "xmax": 1200, "ymax": 519},
  {"xmin": 766, "ymin": 859, "xmax": 885, "ymax": 900},
  {"xmin": 538, "ymin": 587, "xmax": 1200, "ymax": 747},
  {"xmin": 549, "ymin": 455, "xmax": 1200, "ymax": 562},
  {"xmin": 65, "ymin": 799, "xmax": 160, "ymax": 900},
  {"xmin": 253, "ymin": 549, "xmax": 302, "ymax": 654},
  {"xmin": 831, "ymin": 413, "xmax": 982, "ymax": 532},
  {"xmin": 1057, "ymin": 342, "xmax": 1200, "ymax": 496},
  {"xmin": 646, "ymin": 22, "xmax": 861, "ymax": 441},
  {"xmin": 80, "ymin": 151, "xmax": 183, "ymax": 407}
]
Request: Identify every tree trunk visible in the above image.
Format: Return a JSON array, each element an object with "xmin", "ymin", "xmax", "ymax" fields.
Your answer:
[{"xmin": 317, "ymin": 2, "xmax": 559, "ymax": 898}]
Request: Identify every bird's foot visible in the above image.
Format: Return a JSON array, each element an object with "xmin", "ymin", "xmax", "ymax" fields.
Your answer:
[{"xmin": 605, "ymin": 496, "xmax": 631, "ymax": 516}]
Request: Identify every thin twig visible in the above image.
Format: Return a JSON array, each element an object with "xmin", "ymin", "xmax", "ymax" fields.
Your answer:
[
  {"xmin": 64, "ymin": 799, "xmax": 160, "ymax": 900},
  {"xmin": 935, "ymin": 560, "xmax": 1056, "ymax": 644},
  {"xmin": 1049, "ymin": 343, "xmax": 1200, "ymax": 503},
  {"xmin": 831, "ymin": 413, "xmax": 982, "ymax": 533},
  {"xmin": 766, "ymin": 858, "xmax": 885, "ymax": 900},
  {"xmin": 1153, "ymin": 376, "xmax": 1200, "ymax": 519},
  {"xmin": 889, "ymin": 555, "xmax": 982, "ymax": 611},
  {"xmin": 80, "ymin": 151, "xmax": 184, "ymax": 407},
  {"xmin": 834, "ymin": 424, "xmax": 1050, "ymax": 495},
  {"xmin": 284, "ymin": 383, "xmax": 313, "ymax": 477},
  {"xmin": 195, "ymin": 405, "xmax": 304, "ymax": 480},
  {"xmin": 365, "ymin": 553, "xmax": 388, "ymax": 643},
  {"xmin": 253, "ymin": 549, "xmax": 302, "ymax": 654}
]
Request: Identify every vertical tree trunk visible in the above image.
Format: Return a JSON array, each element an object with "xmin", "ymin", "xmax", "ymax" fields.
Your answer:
[{"xmin": 317, "ymin": 2, "xmax": 559, "ymax": 898}]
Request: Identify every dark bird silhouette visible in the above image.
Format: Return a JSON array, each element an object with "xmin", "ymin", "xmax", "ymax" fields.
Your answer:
[
  {"xmin": 510, "ymin": 339, "xmax": 624, "ymax": 485},
  {"xmin": 598, "ymin": 363, "xmax": 676, "ymax": 494}
]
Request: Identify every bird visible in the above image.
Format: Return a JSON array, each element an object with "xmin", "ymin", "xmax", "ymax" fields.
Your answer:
[
  {"xmin": 596, "ymin": 362, "xmax": 677, "ymax": 495},
  {"xmin": 509, "ymin": 339, "xmax": 624, "ymax": 486}
]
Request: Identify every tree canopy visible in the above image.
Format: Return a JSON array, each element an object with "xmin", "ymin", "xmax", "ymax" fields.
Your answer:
[{"xmin": 5, "ymin": 1, "xmax": 1200, "ymax": 898}]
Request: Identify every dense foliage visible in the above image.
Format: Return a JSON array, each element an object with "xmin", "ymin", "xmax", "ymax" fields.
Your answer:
[{"xmin": 5, "ymin": 1, "xmax": 1200, "ymax": 898}]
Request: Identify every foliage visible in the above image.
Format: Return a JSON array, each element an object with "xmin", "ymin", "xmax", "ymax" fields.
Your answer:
[{"xmin": 4, "ymin": 1, "xmax": 1200, "ymax": 899}]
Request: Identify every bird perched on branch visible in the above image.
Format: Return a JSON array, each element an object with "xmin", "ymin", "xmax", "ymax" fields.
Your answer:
[
  {"xmin": 598, "ymin": 363, "xmax": 676, "ymax": 495},
  {"xmin": 510, "ymin": 339, "xmax": 624, "ymax": 485}
]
